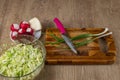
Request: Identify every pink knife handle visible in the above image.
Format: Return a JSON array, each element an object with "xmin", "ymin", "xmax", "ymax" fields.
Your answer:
[{"xmin": 53, "ymin": 18, "xmax": 66, "ymax": 34}]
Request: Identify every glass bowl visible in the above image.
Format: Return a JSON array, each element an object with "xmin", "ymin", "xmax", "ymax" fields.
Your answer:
[{"xmin": 0, "ymin": 35, "xmax": 46, "ymax": 80}]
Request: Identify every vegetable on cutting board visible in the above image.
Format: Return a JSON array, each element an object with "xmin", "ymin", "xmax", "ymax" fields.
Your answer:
[
  {"xmin": 75, "ymin": 32, "xmax": 112, "ymax": 48},
  {"xmin": 48, "ymin": 28, "xmax": 109, "ymax": 44},
  {"xmin": 47, "ymin": 28, "xmax": 112, "ymax": 48}
]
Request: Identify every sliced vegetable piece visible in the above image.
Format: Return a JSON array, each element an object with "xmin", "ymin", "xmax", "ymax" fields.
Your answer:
[{"xmin": 29, "ymin": 17, "xmax": 42, "ymax": 31}]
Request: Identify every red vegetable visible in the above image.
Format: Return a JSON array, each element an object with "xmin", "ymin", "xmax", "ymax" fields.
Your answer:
[
  {"xmin": 10, "ymin": 24, "xmax": 20, "ymax": 31},
  {"xmin": 20, "ymin": 21, "xmax": 30, "ymax": 30},
  {"xmin": 18, "ymin": 28, "xmax": 26, "ymax": 34},
  {"xmin": 26, "ymin": 28, "xmax": 34, "ymax": 35},
  {"xmin": 11, "ymin": 31, "xmax": 18, "ymax": 39}
]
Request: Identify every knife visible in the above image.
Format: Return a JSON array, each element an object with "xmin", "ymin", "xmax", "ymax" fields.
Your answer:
[{"xmin": 53, "ymin": 18, "xmax": 78, "ymax": 54}]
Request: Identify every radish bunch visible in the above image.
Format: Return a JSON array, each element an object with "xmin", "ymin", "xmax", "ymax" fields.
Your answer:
[
  {"xmin": 10, "ymin": 21, "xmax": 34, "ymax": 40},
  {"xmin": 10, "ymin": 17, "xmax": 42, "ymax": 41}
]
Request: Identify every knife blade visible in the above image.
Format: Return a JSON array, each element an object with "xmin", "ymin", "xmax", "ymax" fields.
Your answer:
[{"xmin": 53, "ymin": 18, "xmax": 78, "ymax": 54}]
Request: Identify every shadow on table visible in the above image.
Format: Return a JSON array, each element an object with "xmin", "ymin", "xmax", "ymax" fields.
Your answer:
[{"xmin": 34, "ymin": 65, "xmax": 55, "ymax": 80}]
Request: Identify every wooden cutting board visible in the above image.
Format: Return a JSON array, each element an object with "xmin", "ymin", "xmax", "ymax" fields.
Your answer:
[{"xmin": 45, "ymin": 28, "xmax": 116, "ymax": 64}]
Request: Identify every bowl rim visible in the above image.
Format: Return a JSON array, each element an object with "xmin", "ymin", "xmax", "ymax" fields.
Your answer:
[
  {"xmin": 0, "ymin": 35, "xmax": 46, "ymax": 78},
  {"xmin": 10, "ymin": 30, "xmax": 42, "ymax": 42}
]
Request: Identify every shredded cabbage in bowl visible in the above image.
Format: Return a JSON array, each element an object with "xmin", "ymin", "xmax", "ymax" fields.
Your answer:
[{"xmin": 0, "ymin": 43, "xmax": 43, "ymax": 77}]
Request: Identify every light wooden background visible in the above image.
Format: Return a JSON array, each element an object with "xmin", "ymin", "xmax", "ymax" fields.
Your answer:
[{"xmin": 0, "ymin": 0, "xmax": 120, "ymax": 80}]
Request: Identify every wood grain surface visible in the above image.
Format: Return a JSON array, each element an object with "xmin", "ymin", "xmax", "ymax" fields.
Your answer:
[
  {"xmin": 0, "ymin": 0, "xmax": 120, "ymax": 80},
  {"xmin": 45, "ymin": 28, "xmax": 116, "ymax": 65}
]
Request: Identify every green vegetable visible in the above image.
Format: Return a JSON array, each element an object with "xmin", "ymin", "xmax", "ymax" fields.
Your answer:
[
  {"xmin": 75, "ymin": 32, "xmax": 112, "ymax": 47},
  {"xmin": 48, "ymin": 33, "xmax": 93, "ymax": 44},
  {"xmin": 49, "ymin": 33, "xmax": 63, "ymax": 42},
  {"xmin": 0, "ymin": 44, "xmax": 43, "ymax": 78},
  {"xmin": 48, "ymin": 31, "xmax": 112, "ymax": 48},
  {"xmin": 48, "ymin": 28, "xmax": 109, "ymax": 45},
  {"xmin": 48, "ymin": 33, "xmax": 93, "ymax": 45},
  {"xmin": 71, "ymin": 34, "xmax": 93, "ymax": 41},
  {"xmin": 75, "ymin": 39, "xmax": 93, "ymax": 47}
]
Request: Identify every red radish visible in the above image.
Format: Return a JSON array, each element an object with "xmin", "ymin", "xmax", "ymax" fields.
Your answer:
[
  {"xmin": 11, "ymin": 31, "xmax": 18, "ymax": 39},
  {"xmin": 10, "ymin": 24, "xmax": 20, "ymax": 31},
  {"xmin": 20, "ymin": 21, "xmax": 30, "ymax": 30},
  {"xmin": 26, "ymin": 28, "xmax": 34, "ymax": 35},
  {"xmin": 18, "ymin": 28, "xmax": 26, "ymax": 34}
]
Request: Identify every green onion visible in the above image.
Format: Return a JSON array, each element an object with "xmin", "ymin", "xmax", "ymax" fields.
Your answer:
[
  {"xmin": 49, "ymin": 33, "xmax": 63, "ymax": 42},
  {"xmin": 49, "ymin": 33, "xmax": 93, "ymax": 43},
  {"xmin": 49, "ymin": 27, "xmax": 107, "ymax": 42},
  {"xmin": 47, "ymin": 28, "xmax": 110, "ymax": 47},
  {"xmin": 75, "ymin": 39, "xmax": 93, "ymax": 47},
  {"xmin": 75, "ymin": 32, "xmax": 112, "ymax": 47},
  {"xmin": 92, "ymin": 28, "xmax": 108, "ymax": 36},
  {"xmin": 71, "ymin": 34, "xmax": 93, "ymax": 41},
  {"xmin": 71, "ymin": 28, "xmax": 108, "ymax": 40}
]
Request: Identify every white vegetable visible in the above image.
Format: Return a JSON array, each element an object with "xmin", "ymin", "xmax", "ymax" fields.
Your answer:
[{"xmin": 29, "ymin": 17, "xmax": 42, "ymax": 31}]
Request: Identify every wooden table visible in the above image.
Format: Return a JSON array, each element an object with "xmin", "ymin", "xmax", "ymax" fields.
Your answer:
[{"xmin": 0, "ymin": 0, "xmax": 120, "ymax": 80}]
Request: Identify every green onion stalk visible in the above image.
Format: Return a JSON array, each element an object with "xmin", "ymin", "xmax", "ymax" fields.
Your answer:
[
  {"xmin": 75, "ymin": 32, "xmax": 112, "ymax": 48},
  {"xmin": 47, "ymin": 28, "xmax": 109, "ymax": 46}
]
